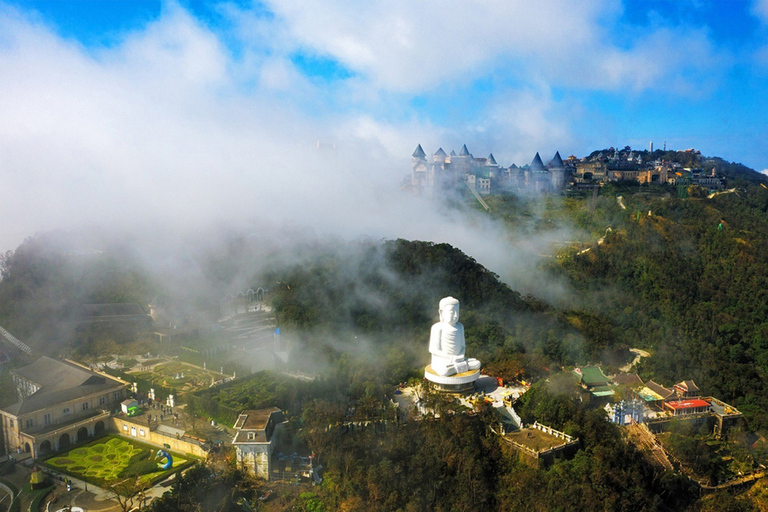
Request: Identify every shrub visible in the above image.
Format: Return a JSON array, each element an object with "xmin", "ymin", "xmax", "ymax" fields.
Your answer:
[{"xmin": 123, "ymin": 459, "xmax": 160, "ymax": 477}]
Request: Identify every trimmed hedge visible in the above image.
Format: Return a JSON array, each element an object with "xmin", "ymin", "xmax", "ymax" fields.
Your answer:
[
  {"xmin": 39, "ymin": 434, "xmax": 198, "ymax": 489},
  {"xmin": 28, "ymin": 484, "xmax": 55, "ymax": 512}
]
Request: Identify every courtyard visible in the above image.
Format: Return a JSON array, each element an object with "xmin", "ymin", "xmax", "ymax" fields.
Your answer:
[{"xmin": 126, "ymin": 359, "xmax": 229, "ymax": 395}]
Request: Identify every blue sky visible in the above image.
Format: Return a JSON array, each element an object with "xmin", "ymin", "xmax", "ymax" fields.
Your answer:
[
  {"xmin": 4, "ymin": 0, "xmax": 766, "ymax": 169},
  {"xmin": 0, "ymin": 0, "xmax": 767, "ymax": 253}
]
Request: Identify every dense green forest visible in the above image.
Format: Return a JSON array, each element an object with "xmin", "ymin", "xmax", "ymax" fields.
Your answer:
[{"xmin": 551, "ymin": 184, "xmax": 768, "ymax": 431}]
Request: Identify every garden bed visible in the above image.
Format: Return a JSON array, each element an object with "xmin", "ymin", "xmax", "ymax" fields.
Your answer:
[{"xmin": 41, "ymin": 434, "xmax": 194, "ymax": 488}]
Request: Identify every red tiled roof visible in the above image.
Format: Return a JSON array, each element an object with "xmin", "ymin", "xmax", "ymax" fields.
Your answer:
[{"xmin": 665, "ymin": 399, "xmax": 710, "ymax": 410}]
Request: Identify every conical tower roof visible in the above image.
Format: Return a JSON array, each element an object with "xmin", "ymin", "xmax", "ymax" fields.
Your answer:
[
  {"xmin": 486, "ymin": 153, "xmax": 497, "ymax": 165},
  {"xmin": 450, "ymin": 150, "xmax": 457, "ymax": 156},
  {"xmin": 530, "ymin": 152, "xmax": 545, "ymax": 170},
  {"xmin": 434, "ymin": 148, "xmax": 447, "ymax": 157},
  {"xmin": 412, "ymin": 144, "xmax": 426, "ymax": 159},
  {"xmin": 459, "ymin": 144, "xmax": 471, "ymax": 157},
  {"xmin": 548, "ymin": 151, "xmax": 564, "ymax": 168}
]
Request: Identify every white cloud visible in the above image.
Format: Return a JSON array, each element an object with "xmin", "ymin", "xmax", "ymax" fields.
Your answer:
[
  {"xmin": 479, "ymin": 87, "xmax": 576, "ymax": 165},
  {"xmin": 753, "ymin": 0, "xmax": 768, "ymax": 24},
  {"xmin": 253, "ymin": 0, "xmax": 725, "ymax": 94},
  {"xmin": 0, "ymin": 3, "xmax": 579, "ymax": 302}
]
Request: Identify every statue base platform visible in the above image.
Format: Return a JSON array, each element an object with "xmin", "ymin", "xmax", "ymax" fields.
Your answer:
[{"xmin": 424, "ymin": 365, "xmax": 480, "ymax": 393}]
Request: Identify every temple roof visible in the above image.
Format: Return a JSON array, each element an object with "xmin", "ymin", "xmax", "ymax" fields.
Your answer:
[
  {"xmin": 412, "ymin": 144, "xmax": 426, "ymax": 159},
  {"xmin": 434, "ymin": 147, "xmax": 447, "ymax": 157},
  {"xmin": 675, "ymin": 380, "xmax": 700, "ymax": 392},
  {"xmin": 459, "ymin": 144, "xmax": 471, "ymax": 157},
  {"xmin": 612, "ymin": 373, "xmax": 644, "ymax": 387},
  {"xmin": 573, "ymin": 366, "xmax": 611, "ymax": 387},
  {"xmin": 646, "ymin": 380, "xmax": 675, "ymax": 399},
  {"xmin": 548, "ymin": 151, "xmax": 564, "ymax": 168}
]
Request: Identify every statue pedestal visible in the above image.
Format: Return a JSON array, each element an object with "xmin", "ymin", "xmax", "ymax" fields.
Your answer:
[{"xmin": 424, "ymin": 364, "xmax": 480, "ymax": 393}]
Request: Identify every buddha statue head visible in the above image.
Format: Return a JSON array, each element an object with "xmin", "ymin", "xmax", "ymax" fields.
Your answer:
[{"xmin": 438, "ymin": 296, "xmax": 460, "ymax": 325}]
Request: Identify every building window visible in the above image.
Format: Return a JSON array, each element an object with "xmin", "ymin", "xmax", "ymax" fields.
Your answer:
[
  {"xmin": 113, "ymin": 391, "xmax": 121, "ymax": 401},
  {"xmin": 25, "ymin": 419, "xmax": 33, "ymax": 428},
  {"xmin": 131, "ymin": 426, "xmax": 136, "ymax": 437},
  {"xmin": 248, "ymin": 432, "xmax": 255, "ymax": 441},
  {"xmin": 63, "ymin": 408, "xmax": 70, "ymax": 415},
  {"xmin": 43, "ymin": 413, "xmax": 51, "ymax": 426},
  {"xmin": 9, "ymin": 419, "xmax": 13, "ymax": 428},
  {"xmin": 82, "ymin": 402, "xmax": 89, "ymax": 411},
  {"xmin": 99, "ymin": 396, "xmax": 106, "ymax": 406},
  {"xmin": 139, "ymin": 429, "xmax": 145, "ymax": 437},
  {"xmin": 123, "ymin": 424, "xmax": 128, "ymax": 431}
]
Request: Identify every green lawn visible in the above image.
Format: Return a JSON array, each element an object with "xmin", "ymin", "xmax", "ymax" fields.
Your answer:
[{"xmin": 43, "ymin": 435, "xmax": 189, "ymax": 487}]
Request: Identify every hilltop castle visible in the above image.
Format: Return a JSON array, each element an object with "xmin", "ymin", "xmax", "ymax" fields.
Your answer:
[
  {"xmin": 409, "ymin": 144, "xmax": 571, "ymax": 197},
  {"xmin": 409, "ymin": 144, "xmax": 726, "ymax": 197}
]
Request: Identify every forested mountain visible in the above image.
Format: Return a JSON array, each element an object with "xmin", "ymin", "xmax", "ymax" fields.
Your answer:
[
  {"xmin": 554, "ymin": 184, "xmax": 768, "ymax": 431},
  {"xmin": 4, "ymin": 156, "xmax": 768, "ymax": 509},
  {"xmin": 0, "ymin": 235, "xmax": 155, "ymax": 350}
]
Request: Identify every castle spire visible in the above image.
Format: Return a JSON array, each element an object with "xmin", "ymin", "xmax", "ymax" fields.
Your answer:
[
  {"xmin": 548, "ymin": 151, "xmax": 564, "ymax": 168},
  {"xmin": 531, "ymin": 152, "xmax": 545, "ymax": 170},
  {"xmin": 412, "ymin": 144, "xmax": 426, "ymax": 159}
]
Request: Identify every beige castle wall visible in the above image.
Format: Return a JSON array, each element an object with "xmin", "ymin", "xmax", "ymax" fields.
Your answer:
[{"xmin": 108, "ymin": 417, "xmax": 207, "ymax": 458}]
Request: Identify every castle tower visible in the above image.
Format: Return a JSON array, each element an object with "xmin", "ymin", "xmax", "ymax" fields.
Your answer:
[
  {"xmin": 411, "ymin": 144, "xmax": 428, "ymax": 196},
  {"xmin": 528, "ymin": 153, "xmax": 551, "ymax": 193},
  {"xmin": 548, "ymin": 151, "xmax": 566, "ymax": 189}
]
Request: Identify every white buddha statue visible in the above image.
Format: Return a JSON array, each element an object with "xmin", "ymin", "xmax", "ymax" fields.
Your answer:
[{"xmin": 429, "ymin": 297, "xmax": 481, "ymax": 376}]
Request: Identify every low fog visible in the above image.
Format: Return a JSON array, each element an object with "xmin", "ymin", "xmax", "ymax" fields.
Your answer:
[{"xmin": 0, "ymin": 3, "xmax": 577, "ymax": 306}]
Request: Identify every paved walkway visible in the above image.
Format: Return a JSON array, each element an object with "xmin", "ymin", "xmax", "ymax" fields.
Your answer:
[
  {"xmin": 620, "ymin": 348, "xmax": 650, "ymax": 373},
  {"xmin": 43, "ymin": 463, "xmax": 185, "ymax": 511}
]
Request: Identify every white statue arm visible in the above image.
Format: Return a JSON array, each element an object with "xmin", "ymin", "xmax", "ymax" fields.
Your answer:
[
  {"xmin": 429, "ymin": 324, "xmax": 445, "ymax": 356},
  {"xmin": 454, "ymin": 324, "xmax": 466, "ymax": 356}
]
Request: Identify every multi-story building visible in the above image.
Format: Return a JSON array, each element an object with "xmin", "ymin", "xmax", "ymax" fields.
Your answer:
[
  {"xmin": 233, "ymin": 407, "xmax": 286, "ymax": 480},
  {"xmin": 0, "ymin": 356, "xmax": 127, "ymax": 458}
]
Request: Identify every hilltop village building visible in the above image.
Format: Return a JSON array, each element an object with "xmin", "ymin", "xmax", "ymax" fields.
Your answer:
[
  {"xmin": 0, "ymin": 356, "xmax": 127, "ymax": 458},
  {"xmin": 574, "ymin": 147, "xmax": 725, "ymax": 189},
  {"xmin": 410, "ymin": 144, "xmax": 570, "ymax": 197},
  {"xmin": 409, "ymin": 144, "xmax": 725, "ymax": 197}
]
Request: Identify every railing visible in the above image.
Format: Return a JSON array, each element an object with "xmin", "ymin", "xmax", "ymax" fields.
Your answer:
[{"xmin": 0, "ymin": 325, "xmax": 31, "ymax": 355}]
